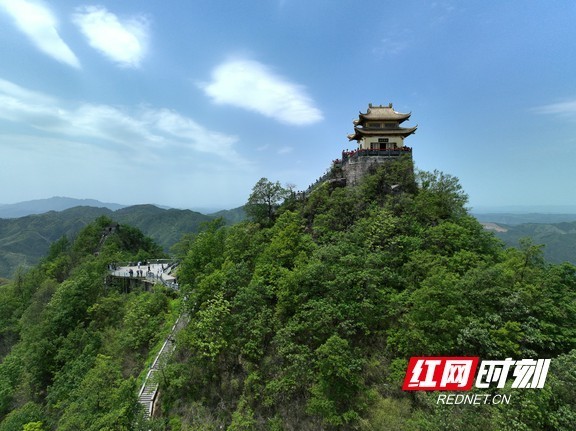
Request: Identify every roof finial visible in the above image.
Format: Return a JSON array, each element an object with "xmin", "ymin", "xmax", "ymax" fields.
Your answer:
[{"xmin": 388, "ymin": 102, "xmax": 393, "ymax": 108}]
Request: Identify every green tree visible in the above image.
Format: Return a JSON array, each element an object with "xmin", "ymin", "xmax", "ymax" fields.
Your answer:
[
  {"xmin": 414, "ymin": 169, "xmax": 468, "ymax": 223},
  {"xmin": 187, "ymin": 291, "xmax": 231, "ymax": 360},
  {"xmin": 177, "ymin": 218, "xmax": 226, "ymax": 307},
  {"xmin": 122, "ymin": 291, "xmax": 169, "ymax": 352},
  {"xmin": 245, "ymin": 178, "xmax": 290, "ymax": 226},
  {"xmin": 307, "ymin": 335, "xmax": 364, "ymax": 426}
]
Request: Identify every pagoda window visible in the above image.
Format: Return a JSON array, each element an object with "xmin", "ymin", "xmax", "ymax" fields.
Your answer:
[
  {"xmin": 367, "ymin": 122, "xmax": 382, "ymax": 128},
  {"xmin": 385, "ymin": 122, "xmax": 397, "ymax": 128}
]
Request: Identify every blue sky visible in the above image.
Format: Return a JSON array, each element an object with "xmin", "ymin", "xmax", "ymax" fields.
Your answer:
[{"xmin": 1, "ymin": 0, "xmax": 575, "ymax": 212}]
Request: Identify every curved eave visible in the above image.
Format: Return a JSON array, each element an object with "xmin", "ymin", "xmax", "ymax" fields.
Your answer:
[{"xmin": 348, "ymin": 126, "xmax": 417, "ymax": 140}]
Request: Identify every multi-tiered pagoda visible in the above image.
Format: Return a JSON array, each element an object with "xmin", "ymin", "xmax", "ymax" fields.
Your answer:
[
  {"xmin": 346, "ymin": 103, "xmax": 416, "ymax": 156},
  {"xmin": 338, "ymin": 103, "xmax": 416, "ymax": 185}
]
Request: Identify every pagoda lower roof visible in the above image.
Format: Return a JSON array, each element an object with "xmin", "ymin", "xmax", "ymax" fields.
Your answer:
[{"xmin": 347, "ymin": 126, "xmax": 417, "ymax": 141}]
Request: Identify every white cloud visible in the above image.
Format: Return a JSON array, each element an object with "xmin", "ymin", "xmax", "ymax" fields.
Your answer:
[
  {"xmin": 72, "ymin": 5, "xmax": 148, "ymax": 68},
  {"xmin": 534, "ymin": 100, "xmax": 576, "ymax": 118},
  {"xmin": 0, "ymin": 0, "xmax": 80, "ymax": 68},
  {"xmin": 201, "ymin": 59, "xmax": 323, "ymax": 125},
  {"xmin": 148, "ymin": 109, "xmax": 238, "ymax": 152},
  {"xmin": 0, "ymin": 78, "xmax": 55, "ymax": 104},
  {"xmin": 0, "ymin": 78, "xmax": 240, "ymax": 162}
]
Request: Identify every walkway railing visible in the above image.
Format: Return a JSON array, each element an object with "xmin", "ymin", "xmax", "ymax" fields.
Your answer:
[{"xmin": 340, "ymin": 147, "xmax": 412, "ymax": 163}]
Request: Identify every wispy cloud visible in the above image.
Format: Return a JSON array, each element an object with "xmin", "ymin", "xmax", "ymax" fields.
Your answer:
[
  {"xmin": 430, "ymin": 1, "xmax": 457, "ymax": 26},
  {"xmin": 72, "ymin": 5, "xmax": 148, "ymax": 68},
  {"xmin": 277, "ymin": 146, "xmax": 293, "ymax": 155},
  {"xmin": 0, "ymin": 78, "xmax": 240, "ymax": 162},
  {"xmin": 372, "ymin": 37, "xmax": 409, "ymax": 57},
  {"xmin": 0, "ymin": 0, "xmax": 80, "ymax": 68},
  {"xmin": 200, "ymin": 59, "xmax": 323, "ymax": 126},
  {"xmin": 533, "ymin": 99, "xmax": 576, "ymax": 118}
]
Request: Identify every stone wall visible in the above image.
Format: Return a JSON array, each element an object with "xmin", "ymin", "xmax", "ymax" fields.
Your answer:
[{"xmin": 341, "ymin": 155, "xmax": 403, "ymax": 186}]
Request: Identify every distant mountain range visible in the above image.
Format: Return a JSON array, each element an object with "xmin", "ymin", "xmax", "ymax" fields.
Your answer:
[
  {"xmin": 473, "ymin": 212, "xmax": 576, "ymax": 225},
  {"xmin": 0, "ymin": 199, "xmax": 245, "ymax": 278},
  {"xmin": 475, "ymin": 213, "xmax": 576, "ymax": 265},
  {"xmin": 2, "ymin": 197, "xmax": 576, "ymax": 279},
  {"xmin": 0, "ymin": 197, "xmax": 126, "ymax": 218}
]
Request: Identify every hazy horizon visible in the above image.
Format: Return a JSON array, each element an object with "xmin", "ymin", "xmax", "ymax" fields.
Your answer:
[{"xmin": 4, "ymin": 195, "xmax": 576, "ymax": 218}]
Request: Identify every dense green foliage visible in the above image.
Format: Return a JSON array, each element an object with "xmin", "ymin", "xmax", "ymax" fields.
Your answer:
[
  {"xmin": 163, "ymin": 158, "xmax": 576, "ymax": 430},
  {"xmin": 0, "ymin": 216, "xmax": 177, "ymax": 430}
]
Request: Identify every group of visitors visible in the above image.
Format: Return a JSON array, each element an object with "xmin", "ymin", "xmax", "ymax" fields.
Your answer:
[{"xmin": 129, "ymin": 268, "xmax": 146, "ymax": 277}]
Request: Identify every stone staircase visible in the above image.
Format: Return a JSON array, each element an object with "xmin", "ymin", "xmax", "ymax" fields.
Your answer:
[
  {"xmin": 138, "ymin": 314, "xmax": 188, "ymax": 418},
  {"xmin": 138, "ymin": 377, "xmax": 158, "ymax": 418}
]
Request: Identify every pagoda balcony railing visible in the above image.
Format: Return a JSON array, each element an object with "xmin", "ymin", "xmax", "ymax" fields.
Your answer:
[{"xmin": 338, "ymin": 147, "xmax": 412, "ymax": 164}]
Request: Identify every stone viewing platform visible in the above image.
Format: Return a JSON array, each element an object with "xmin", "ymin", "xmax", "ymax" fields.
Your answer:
[{"xmin": 107, "ymin": 259, "xmax": 179, "ymax": 291}]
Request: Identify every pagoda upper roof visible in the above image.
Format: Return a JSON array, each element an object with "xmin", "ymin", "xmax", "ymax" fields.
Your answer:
[
  {"xmin": 347, "ymin": 125, "xmax": 417, "ymax": 141},
  {"xmin": 354, "ymin": 103, "xmax": 411, "ymax": 125}
]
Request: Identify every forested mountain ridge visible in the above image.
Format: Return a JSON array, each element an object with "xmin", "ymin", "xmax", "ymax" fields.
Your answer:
[
  {"xmin": 0, "ymin": 206, "xmax": 112, "ymax": 279},
  {"xmin": 0, "ymin": 204, "xmax": 245, "ymax": 279},
  {"xmin": 0, "ymin": 216, "xmax": 178, "ymax": 429},
  {"xmin": 161, "ymin": 158, "xmax": 575, "ymax": 430},
  {"xmin": 0, "ymin": 158, "xmax": 574, "ymax": 430},
  {"xmin": 486, "ymin": 221, "xmax": 576, "ymax": 265}
]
